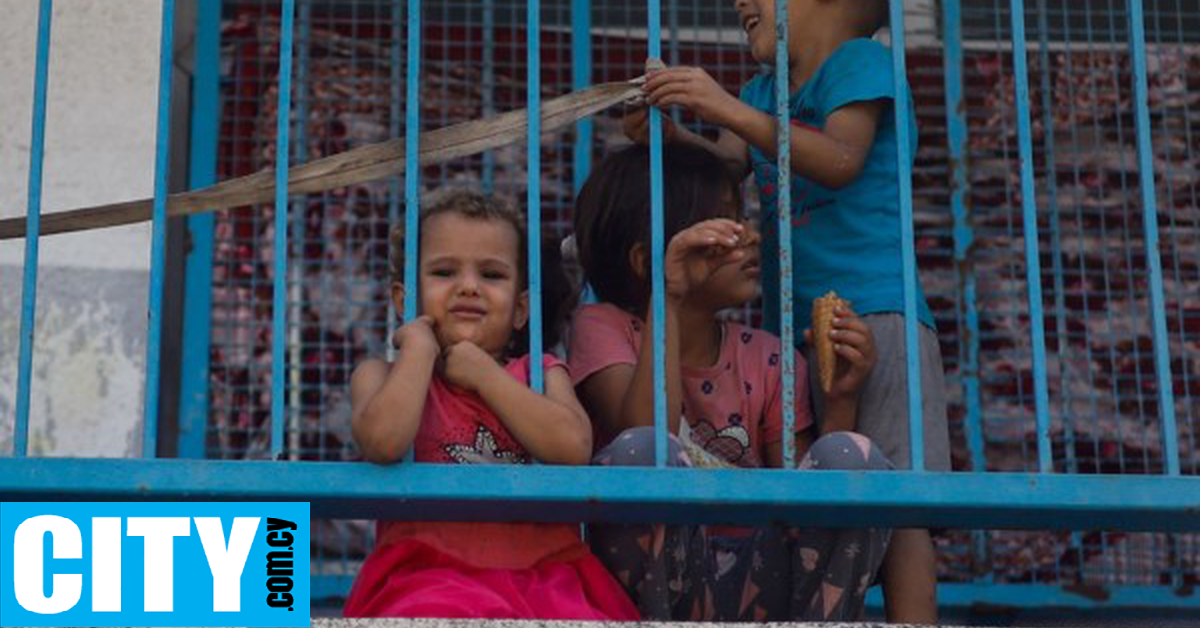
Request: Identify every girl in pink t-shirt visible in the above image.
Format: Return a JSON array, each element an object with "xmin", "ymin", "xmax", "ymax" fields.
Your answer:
[
  {"xmin": 343, "ymin": 191, "xmax": 636, "ymax": 620},
  {"xmin": 569, "ymin": 144, "xmax": 892, "ymax": 621}
]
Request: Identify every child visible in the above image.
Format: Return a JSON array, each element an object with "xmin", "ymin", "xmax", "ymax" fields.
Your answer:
[
  {"xmin": 624, "ymin": 1, "xmax": 951, "ymax": 621},
  {"xmin": 343, "ymin": 190, "xmax": 637, "ymax": 620},
  {"xmin": 569, "ymin": 144, "xmax": 892, "ymax": 621}
]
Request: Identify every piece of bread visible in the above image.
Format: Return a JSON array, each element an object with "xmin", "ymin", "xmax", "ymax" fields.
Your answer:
[{"xmin": 812, "ymin": 291, "xmax": 848, "ymax": 394}]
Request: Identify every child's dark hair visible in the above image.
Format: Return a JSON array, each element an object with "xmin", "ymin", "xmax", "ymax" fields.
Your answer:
[
  {"xmin": 573, "ymin": 143, "xmax": 741, "ymax": 315},
  {"xmin": 388, "ymin": 190, "xmax": 575, "ymax": 351}
]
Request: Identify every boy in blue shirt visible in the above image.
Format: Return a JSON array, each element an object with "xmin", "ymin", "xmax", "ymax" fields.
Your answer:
[{"xmin": 624, "ymin": 0, "xmax": 949, "ymax": 622}]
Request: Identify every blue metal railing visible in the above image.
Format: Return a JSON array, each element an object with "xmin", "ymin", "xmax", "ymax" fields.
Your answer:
[
  {"xmin": 2, "ymin": 0, "xmax": 1199, "ymax": 612},
  {"xmin": 12, "ymin": 0, "xmax": 53, "ymax": 459}
]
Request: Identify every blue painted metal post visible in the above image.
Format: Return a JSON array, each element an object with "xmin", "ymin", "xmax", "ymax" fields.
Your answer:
[
  {"xmin": 528, "ymin": 0, "xmax": 544, "ymax": 392},
  {"xmin": 1127, "ymin": 0, "xmax": 1180, "ymax": 476},
  {"xmin": 177, "ymin": 0, "xmax": 222, "ymax": 459},
  {"xmin": 13, "ymin": 0, "xmax": 54, "ymax": 458},
  {"xmin": 144, "ymin": 0, "xmax": 179, "ymax": 459},
  {"xmin": 1008, "ymin": 0, "xmax": 1054, "ymax": 473},
  {"xmin": 401, "ymin": 0, "xmax": 422, "ymax": 464},
  {"xmin": 647, "ymin": 0, "xmax": 667, "ymax": 467},
  {"xmin": 1035, "ymin": 0, "xmax": 1074, "ymax": 476},
  {"xmin": 942, "ymin": 0, "xmax": 990, "ymax": 577},
  {"xmin": 775, "ymin": 0, "xmax": 796, "ymax": 469},
  {"xmin": 570, "ymin": 0, "xmax": 592, "ymax": 194},
  {"xmin": 270, "ymin": 0, "xmax": 297, "ymax": 459},
  {"xmin": 403, "ymin": 0, "xmax": 421, "ymax": 321},
  {"xmin": 888, "ymin": 0, "xmax": 925, "ymax": 471},
  {"xmin": 941, "ymin": 0, "xmax": 983, "ymax": 473}
]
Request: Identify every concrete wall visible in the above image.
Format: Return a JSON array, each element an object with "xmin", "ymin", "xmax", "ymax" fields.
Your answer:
[{"xmin": 0, "ymin": 0, "xmax": 163, "ymax": 456}]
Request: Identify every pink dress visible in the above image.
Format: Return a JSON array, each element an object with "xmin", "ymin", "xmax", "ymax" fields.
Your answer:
[{"xmin": 342, "ymin": 354, "xmax": 638, "ymax": 620}]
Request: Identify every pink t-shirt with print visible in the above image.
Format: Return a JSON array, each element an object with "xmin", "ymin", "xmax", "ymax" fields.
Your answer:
[{"xmin": 568, "ymin": 303, "xmax": 813, "ymax": 468}]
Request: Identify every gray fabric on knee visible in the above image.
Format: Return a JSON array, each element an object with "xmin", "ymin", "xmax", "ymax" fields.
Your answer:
[
  {"xmin": 593, "ymin": 426, "xmax": 690, "ymax": 467},
  {"xmin": 804, "ymin": 432, "xmax": 893, "ymax": 472}
]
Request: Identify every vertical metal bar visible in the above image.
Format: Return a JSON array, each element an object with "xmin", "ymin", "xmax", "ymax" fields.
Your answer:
[
  {"xmin": 647, "ymin": 0, "xmax": 667, "ymax": 468},
  {"xmin": 527, "ymin": 0, "xmax": 544, "ymax": 392},
  {"xmin": 942, "ymin": 0, "xmax": 982, "ymax": 473},
  {"xmin": 13, "ymin": 0, "xmax": 54, "ymax": 458},
  {"xmin": 403, "ymin": 0, "xmax": 421, "ymax": 322},
  {"xmin": 1036, "ymin": 0, "xmax": 1077, "ymax": 473},
  {"xmin": 1008, "ymin": 0, "xmax": 1053, "ymax": 473},
  {"xmin": 270, "ymin": 0, "xmax": 297, "ymax": 460},
  {"xmin": 483, "ymin": 0, "xmax": 496, "ymax": 192},
  {"xmin": 401, "ymin": 0, "xmax": 422, "ymax": 465},
  {"xmin": 570, "ymin": 0, "xmax": 592, "ymax": 194},
  {"xmin": 775, "ymin": 0, "xmax": 795, "ymax": 469},
  {"xmin": 1127, "ymin": 0, "xmax": 1179, "ymax": 476},
  {"xmin": 143, "ymin": 0, "xmax": 179, "ymax": 459},
  {"xmin": 1035, "ymin": 0, "xmax": 1084, "ymax": 575},
  {"xmin": 177, "ymin": 0, "xmax": 222, "ymax": 459},
  {"xmin": 942, "ymin": 0, "xmax": 989, "ymax": 577},
  {"xmin": 888, "ymin": 0, "xmax": 925, "ymax": 471}
]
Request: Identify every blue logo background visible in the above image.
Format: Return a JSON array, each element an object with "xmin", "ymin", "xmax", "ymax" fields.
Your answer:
[{"xmin": 0, "ymin": 502, "xmax": 309, "ymax": 627}]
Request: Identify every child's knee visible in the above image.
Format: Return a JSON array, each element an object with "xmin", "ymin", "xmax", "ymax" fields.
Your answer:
[
  {"xmin": 592, "ymin": 426, "xmax": 689, "ymax": 467},
  {"xmin": 802, "ymin": 431, "xmax": 893, "ymax": 471}
]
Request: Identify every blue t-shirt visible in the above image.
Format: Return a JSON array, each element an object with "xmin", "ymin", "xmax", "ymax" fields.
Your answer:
[{"xmin": 740, "ymin": 38, "xmax": 934, "ymax": 334}]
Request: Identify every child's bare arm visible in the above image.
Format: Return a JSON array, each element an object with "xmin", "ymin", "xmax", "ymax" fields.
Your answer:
[
  {"xmin": 642, "ymin": 67, "xmax": 882, "ymax": 189},
  {"xmin": 623, "ymin": 108, "xmax": 751, "ymax": 180},
  {"xmin": 351, "ymin": 317, "xmax": 440, "ymax": 464},
  {"xmin": 576, "ymin": 303, "xmax": 685, "ymax": 445},
  {"xmin": 441, "ymin": 343, "xmax": 593, "ymax": 465}
]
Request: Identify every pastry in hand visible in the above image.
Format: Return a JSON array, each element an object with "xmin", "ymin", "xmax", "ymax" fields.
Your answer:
[{"xmin": 812, "ymin": 291, "xmax": 849, "ymax": 394}]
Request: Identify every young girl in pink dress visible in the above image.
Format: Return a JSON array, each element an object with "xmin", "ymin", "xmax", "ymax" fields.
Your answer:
[{"xmin": 343, "ymin": 190, "xmax": 637, "ymax": 620}]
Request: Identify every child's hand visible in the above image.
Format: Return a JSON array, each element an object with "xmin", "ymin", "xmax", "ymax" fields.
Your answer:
[
  {"xmin": 805, "ymin": 306, "xmax": 876, "ymax": 400},
  {"xmin": 392, "ymin": 315, "xmax": 439, "ymax": 357},
  {"xmin": 664, "ymin": 219, "xmax": 747, "ymax": 301},
  {"xmin": 440, "ymin": 340, "xmax": 497, "ymax": 392},
  {"xmin": 643, "ymin": 67, "xmax": 743, "ymax": 128},
  {"xmin": 622, "ymin": 106, "xmax": 679, "ymax": 145}
]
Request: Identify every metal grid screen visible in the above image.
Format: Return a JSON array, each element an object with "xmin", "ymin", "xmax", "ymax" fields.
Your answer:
[{"xmin": 202, "ymin": 0, "xmax": 1199, "ymax": 609}]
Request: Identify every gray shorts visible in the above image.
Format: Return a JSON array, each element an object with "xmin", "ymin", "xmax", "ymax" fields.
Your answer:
[{"xmin": 805, "ymin": 313, "xmax": 952, "ymax": 471}]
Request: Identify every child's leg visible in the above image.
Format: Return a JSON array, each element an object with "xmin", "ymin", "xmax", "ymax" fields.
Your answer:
[
  {"xmin": 882, "ymin": 528, "xmax": 939, "ymax": 623},
  {"xmin": 588, "ymin": 427, "xmax": 714, "ymax": 620},
  {"xmin": 790, "ymin": 432, "xmax": 892, "ymax": 621},
  {"xmin": 808, "ymin": 314, "xmax": 951, "ymax": 623},
  {"xmin": 726, "ymin": 433, "xmax": 892, "ymax": 621}
]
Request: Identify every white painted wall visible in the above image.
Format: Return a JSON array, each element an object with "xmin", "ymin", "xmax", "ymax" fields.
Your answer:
[{"xmin": 0, "ymin": 0, "xmax": 163, "ymax": 457}]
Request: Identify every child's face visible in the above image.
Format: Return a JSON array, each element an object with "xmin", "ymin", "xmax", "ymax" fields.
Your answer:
[
  {"xmin": 418, "ymin": 212, "xmax": 529, "ymax": 356},
  {"xmin": 734, "ymin": 0, "xmax": 816, "ymax": 65},
  {"xmin": 692, "ymin": 190, "xmax": 762, "ymax": 310}
]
